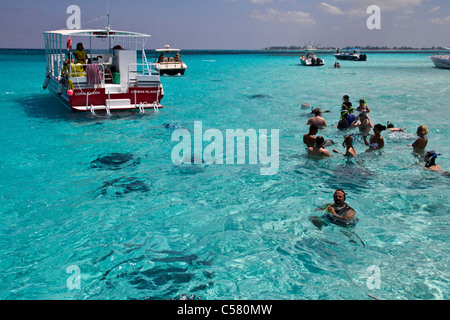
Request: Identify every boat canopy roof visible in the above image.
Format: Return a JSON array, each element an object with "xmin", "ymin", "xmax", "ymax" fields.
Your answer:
[
  {"xmin": 156, "ymin": 45, "xmax": 180, "ymax": 53},
  {"xmin": 44, "ymin": 29, "xmax": 151, "ymax": 38}
]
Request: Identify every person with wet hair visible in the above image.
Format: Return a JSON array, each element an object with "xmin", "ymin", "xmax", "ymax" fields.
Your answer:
[
  {"xmin": 333, "ymin": 135, "xmax": 356, "ymax": 157},
  {"xmin": 303, "ymin": 124, "xmax": 319, "ymax": 148},
  {"xmin": 363, "ymin": 124, "xmax": 386, "ymax": 150},
  {"xmin": 310, "ymin": 189, "xmax": 358, "ymax": 229},
  {"xmin": 423, "ymin": 150, "xmax": 441, "ymax": 171},
  {"xmin": 307, "ymin": 136, "xmax": 331, "ymax": 158},
  {"xmin": 306, "ymin": 108, "xmax": 327, "ymax": 129}
]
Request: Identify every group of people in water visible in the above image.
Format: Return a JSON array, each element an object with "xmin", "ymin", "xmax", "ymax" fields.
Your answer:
[{"xmin": 304, "ymin": 95, "xmax": 445, "ymax": 228}]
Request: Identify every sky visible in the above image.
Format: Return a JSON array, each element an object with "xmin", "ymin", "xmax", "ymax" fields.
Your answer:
[{"xmin": 0, "ymin": 0, "xmax": 449, "ymax": 49}]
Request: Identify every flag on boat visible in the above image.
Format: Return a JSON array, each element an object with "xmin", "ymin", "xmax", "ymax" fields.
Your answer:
[{"xmin": 66, "ymin": 37, "xmax": 72, "ymax": 51}]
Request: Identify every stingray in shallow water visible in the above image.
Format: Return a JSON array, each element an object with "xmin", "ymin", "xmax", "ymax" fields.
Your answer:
[
  {"xmin": 326, "ymin": 163, "xmax": 376, "ymax": 191},
  {"xmin": 91, "ymin": 152, "xmax": 141, "ymax": 170},
  {"xmin": 98, "ymin": 177, "xmax": 150, "ymax": 196},
  {"xmin": 245, "ymin": 94, "xmax": 273, "ymax": 100}
]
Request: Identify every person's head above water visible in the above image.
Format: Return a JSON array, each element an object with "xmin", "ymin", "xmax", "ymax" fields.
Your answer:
[
  {"xmin": 417, "ymin": 125, "xmax": 429, "ymax": 137},
  {"xmin": 315, "ymin": 136, "xmax": 325, "ymax": 147},
  {"xmin": 424, "ymin": 150, "xmax": 441, "ymax": 167},
  {"xmin": 343, "ymin": 135, "xmax": 353, "ymax": 147},
  {"xmin": 309, "ymin": 124, "xmax": 319, "ymax": 134},
  {"xmin": 333, "ymin": 189, "xmax": 346, "ymax": 205}
]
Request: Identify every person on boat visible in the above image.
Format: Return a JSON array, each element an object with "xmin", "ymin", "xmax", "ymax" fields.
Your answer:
[
  {"xmin": 342, "ymin": 95, "xmax": 352, "ymax": 110},
  {"xmin": 157, "ymin": 53, "xmax": 165, "ymax": 63},
  {"xmin": 422, "ymin": 150, "xmax": 441, "ymax": 171},
  {"xmin": 175, "ymin": 53, "xmax": 181, "ymax": 62},
  {"xmin": 310, "ymin": 189, "xmax": 357, "ymax": 229},
  {"xmin": 356, "ymin": 99, "xmax": 371, "ymax": 114},
  {"xmin": 303, "ymin": 124, "xmax": 319, "ymax": 148},
  {"xmin": 307, "ymin": 136, "xmax": 331, "ymax": 158},
  {"xmin": 407, "ymin": 125, "xmax": 429, "ymax": 151},
  {"xmin": 74, "ymin": 43, "xmax": 87, "ymax": 65},
  {"xmin": 306, "ymin": 108, "xmax": 327, "ymax": 128},
  {"xmin": 363, "ymin": 124, "xmax": 386, "ymax": 150},
  {"xmin": 387, "ymin": 122, "xmax": 405, "ymax": 133},
  {"xmin": 333, "ymin": 135, "xmax": 357, "ymax": 157},
  {"xmin": 350, "ymin": 112, "xmax": 373, "ymax": 134}
]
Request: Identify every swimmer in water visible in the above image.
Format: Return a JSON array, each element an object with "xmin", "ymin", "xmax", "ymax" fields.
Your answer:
[
  {"xmin": 407, "ymin": 125, "xmax": 429, "ymax": 151},
  {"xmin": 333, "ymin": 135, "xmax": 357, "ymax": 157},
  {"xmin": 422, "ymin": 150, "xmax": 441, "ymax": 171},
  {"xmin": 363, "ymin": 124, "xmax": 386, "ymax": 150},
  {"xmin": 310, "ymin": 189, "xmax": 357, "ymax": 229},
  {"xmin": 306, "ymin": 108, "xmax": 327, "ymax": 129},
  {"xmin": 303, "ymin": 124, "xmax": 319, "ymax": 148},
  {"xmin": 307, "ymin": 136, "xmax": 331, "ymax": 158},
  {"xmin": 387, "ymin": 122, "xmax": 405, "ymax": 133},
  {"xmin": 350, "ymin": 111, "xmax": 373, "ymax": 135}
]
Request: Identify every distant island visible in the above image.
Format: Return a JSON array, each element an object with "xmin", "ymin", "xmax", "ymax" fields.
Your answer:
[{"xmin": 264, "ymin": 45, "xmax": 450, "ymax": 51}]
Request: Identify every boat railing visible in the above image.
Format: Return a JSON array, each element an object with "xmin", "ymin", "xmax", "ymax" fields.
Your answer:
[{"xmin": 128, "ymin": 62, "xmax": 160, "ymax": 86}]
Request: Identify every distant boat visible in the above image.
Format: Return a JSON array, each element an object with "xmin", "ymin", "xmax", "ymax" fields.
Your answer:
[
  {"xmin": 429, "ymin": 55, "xmax": 450, "ymax": 69},
  {"xmin": 300, "ymin": 46, "xmax": 325, "ymax": 66},
  {"xmin": 154, "ymin": 45, "xmax": 187, "ymax": 75},
  {"xmin": 334, "ymin": 47, "xmax": 367, "ymax": 61}
]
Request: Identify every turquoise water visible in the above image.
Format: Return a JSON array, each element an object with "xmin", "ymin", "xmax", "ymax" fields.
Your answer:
[{"xmin": 0, "ymin": 50, "xmax": 449, "ymax": 300}]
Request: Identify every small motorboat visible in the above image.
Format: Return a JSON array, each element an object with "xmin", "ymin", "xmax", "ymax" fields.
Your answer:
[
  {"xmin": 334, "ymin": 47, "xmax": 367, "ymax": 61},
  {"xmin": 300, "ymin": 46, "xmax": 325, "ymax": 66},
  {"xmin": 155, "ymin": 45, "xmax": 187, "ymax": 75},
  {"xmin": 429, "ymin": 55, "xmax": 450, "ymax": 69}
]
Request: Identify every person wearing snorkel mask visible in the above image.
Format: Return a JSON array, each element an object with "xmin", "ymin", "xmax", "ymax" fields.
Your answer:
[
  {"xmin": 423, "ymin": 150, "xmax": 441, "ymax": 171},
  {"xmin": 350, "ymin": 111, "xmax": 373, "ymax": 135}
]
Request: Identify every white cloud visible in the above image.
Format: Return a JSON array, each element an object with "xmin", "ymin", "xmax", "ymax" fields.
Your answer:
[
  {"xmin": 320, "ymin": 3, "xmax": 345, "ymax": 15},
  {"xmin": 251, "ymin": 0, "xmax": 272, "ymax": 4},
  {"xmin": 250, "ymin": 8, "xmax": 316, "ymax": 24},
  {"xmin": 431, "ymin": 15, "xmax": 450, "ymax": 25},
  {"xmin": 320, "ymin": 0, "xmax": 423, "ymax": 17},
  {"xmin": 429, "ymin": 6, "xmax": 440, "ymax": 14}
]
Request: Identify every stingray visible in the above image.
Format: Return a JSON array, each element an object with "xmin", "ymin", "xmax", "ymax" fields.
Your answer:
[
  {"xmin": 245, "ymin": 94, "xmax": 273, "ymax": 100},
  {"xmin": 91, "ymin": 152, "xmax": 141, "ymax": 170},
  {"xmin": 98, "ymin": 177, "xmax": 150, "ymax": 196}
]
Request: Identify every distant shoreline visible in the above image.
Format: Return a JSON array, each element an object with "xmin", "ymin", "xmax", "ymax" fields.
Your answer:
[{"xmin": 1, "ymin": 48, "xmax": 449, "ymax": 55}]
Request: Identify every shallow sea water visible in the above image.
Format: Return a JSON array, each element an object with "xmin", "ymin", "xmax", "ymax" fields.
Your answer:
[{"xmin": 0, "ymin": 50, "xmax": 448, "ymax": 300}]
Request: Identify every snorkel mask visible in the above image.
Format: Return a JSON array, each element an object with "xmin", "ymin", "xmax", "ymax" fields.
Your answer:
[{"xmin": 425, "ymin": 150, "xmax": 442, "ymax": 167}]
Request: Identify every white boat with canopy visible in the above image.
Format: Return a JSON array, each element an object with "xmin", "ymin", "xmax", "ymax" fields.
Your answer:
[
  {"xmin": 155, "ymin": 45, "xmax": 187, "ymax": 75},
  {"xmin": 43, "ymin": 18, "xmax": 164, "ymax": 113}
]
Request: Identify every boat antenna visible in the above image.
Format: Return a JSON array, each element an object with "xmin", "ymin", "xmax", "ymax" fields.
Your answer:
[{"xmin": 106, "ymin": 0, "xmax": 111, "ymax": 31}]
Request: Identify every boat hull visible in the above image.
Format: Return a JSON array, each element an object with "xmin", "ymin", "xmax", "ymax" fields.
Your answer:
[
  {"xmin": 300, "ymin": 59, "xmax": 325, "ymax": 66},
  {"xmin": 334, "ymin": 54, "xmax": 367, "ymax": 61},
  {"xmin": 430, "ymin": 56, "xmax": 450, "ymax": 69},
  {"xmin": 47, "ymin": 79, "xmax": 164, "ymax": 112},
  {"xmin": 160, "ymin": 68, "xmax": 186, "ymax": 76},
  {"xmin": 155, "ymin": 62, "xmax": 187, "ymax": 76}
]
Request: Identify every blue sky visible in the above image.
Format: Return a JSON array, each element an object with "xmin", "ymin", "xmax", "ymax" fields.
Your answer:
[{"xmin": 0, "ymin": 0, "xmax": 449, "ymax": 49}]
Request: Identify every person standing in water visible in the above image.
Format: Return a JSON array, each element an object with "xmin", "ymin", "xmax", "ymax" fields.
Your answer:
[
  {"xmin": 310, "ymin": 189, "xmax": 357, "ymax": 229},
  {"xmin": 307, "ymin": 136, "xmax": 331, "ymax": 158},
  {"xmin": 333, "ymin": 135, "xmax": 357, "ymax": 157},
  {"xmin": 363, "ymin": 124, "xmax": 386, "ymax": 150},
  {"xmin": 303, "ymin": 124, "xmax": 319, "ymax": 148},
  {"xmin": 408, "ymin": 125, "xmax": 429, "ymax": 151}
]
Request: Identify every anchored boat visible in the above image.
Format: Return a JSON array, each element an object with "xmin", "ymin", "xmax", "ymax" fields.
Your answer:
[
  {"xmin": 155, "ymin": 45, "xmax": 187, "ymax": 75},
  {"xmin": 43, "ymin": 18, "xmax": 164, "ymax": 113},
  {"xmin": 334, "ymin": 47, "xmax": 367, "ymax": 61},
  {"xmin": 429, "ymin": 55, "xmax": 450, "ymax": 69},
  {"xmin": 300, "ymin": 46, "xmax": 325, "ymax": 67}
]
